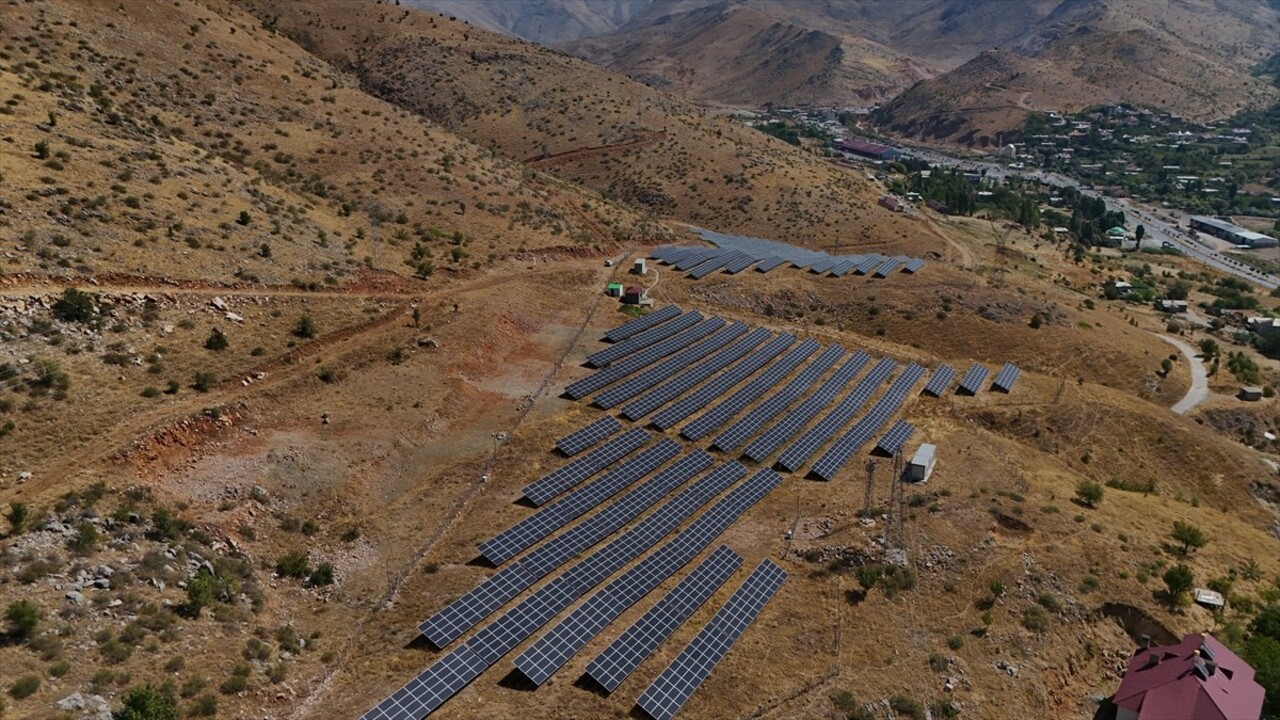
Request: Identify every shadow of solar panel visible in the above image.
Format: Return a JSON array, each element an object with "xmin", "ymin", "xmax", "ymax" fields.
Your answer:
[
  {"xmin": 583, "ymin": 546, "xmax": 742, "ymax": 693},
  {"xmin": 741, "ymin": 351, "xmax": 870, "ymax": 463},
  {"xmin": 874, "ymin": 420, "xmax": 915, "ymax": 455},
  {"xmin": 775, "ymin": 357, "xmax": 896, "ymax": 472},
  {"xmin": 566, "ymin": 318, "xmax": 726, "ymax": 400},
  {"xmin": 808, "ymin": 363, "xmax": 926, "ymax": 481},
  {"xmin": 589, "ymin": 311, "xmax": 702, "ymax": 368},
  {"xmin": 992, "ymin": 362, "xmax": 1021, "ymax": 392},
  {"xmin": 594, "ymin": 322, "xmax": 747, "ymax": 409},
  {"xmin": 710, "ymin": 344, "xmax": 844, "ymax": 451},
  {"xmin": 483, "ymin": 438, "xmax": 680, "ymax": 565},
  {"xmin": 555, "ymin": 416, "xmax": 624, "ymax": 457},
  {"xmin": 652, "ymin": 334, "xmax": 796, "ymax": 431},
  {"xmin": 603, "ymin": 305, "xmax": 682, "ymax": 343},
  {"xmin": 922, "ymin": 365, "xmax": 955, "ymax": 397},
  {"xmin": 522, "ymin": 428, "xmax": 650, "ymax": 506},
  {"xmin": 515, "ymin": 468, "xmax": 779, "ymax": 685},
  {"xmin": 679, "ymin": 338, "xmax": 817, "ymax": 440},
  {"xmin": 634, "ymin": 559, "xmax": 787, "ymax": 720},
  {"xmin": 360, "ymin": 644, "xmax": 488, "ymax": 720},
  {"xmin": 460, "ymin": 462, "xmax": 756, "ymax": 669},
  {"xmin": 957, "ymin": 363, "xmax": 989, "ymax": 396},
  {"xmin": 621, "ymin": 328, "xmax": 771, "ymax": 421}
]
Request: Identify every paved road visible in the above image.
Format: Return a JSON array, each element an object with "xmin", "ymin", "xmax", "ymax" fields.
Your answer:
[
  {"xmin": 1155, "ymin": 334, "xmax": 1209, "ymax": 414},
  {"xmin": 900, "ymin": 147, "xmax": 1280, "ymax": 290}
]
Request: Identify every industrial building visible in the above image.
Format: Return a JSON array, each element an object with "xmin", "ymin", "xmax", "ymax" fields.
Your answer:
[
  {"xmin": 1188, "ymin": 216, "xmax": 1279, "ymax": 248},
  {"xmin": 835, "ymin": 138, "xmax": 901, "ymax": 161}
]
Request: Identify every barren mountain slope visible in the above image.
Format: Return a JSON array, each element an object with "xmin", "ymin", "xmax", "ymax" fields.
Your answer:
[
  {"xmin": 0, "ymin": 0, "xmax": 666, "ymax": 287},
  {"xmin": 235, "ymin": 0, "xmax": 930, "ymax": 258},
  {"xmin": 561, "ymin": 2, "xmax": 933, "ymax": 106}
]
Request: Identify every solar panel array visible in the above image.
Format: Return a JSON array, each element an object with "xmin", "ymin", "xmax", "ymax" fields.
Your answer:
[
  {"xmin": 594, "ymin": 323, "xmax": 749, "ymax": 409},
  {"xmin": 647, "ymin": 227, "xmax": 925, "ymax": 282},
  {"xmin": 651, "ymin": 333, "xmax": 796, "ymax": 431},
  {"xmin": 565, "ymin": 318, "xmax": 726, "ymax": 400},
  {"xmin": 587, "ymin": 311, "xmax": 703, "ymax": 368},
  {"xmin": 554, "ymin": 416, "xmax": 623, "ymax": 457},
  {"xmin": 922, "ymin": 364, "xmax": 956, "ymax": 398},
  {"xmin": 603, "ymin": 304, "xmax": 682, "ymax": 343},
  {"xmin": 957, "ymin": 363, "xmax": 990, "ymax": 396},
  {"xmin": 874, "ymin": 419, "xmax": 915, "ymax": 456},
  {"xmin": 775, "ymin": 357, "xmax": 896, "ymax": 472},
  {"xmin": 634, "ymin": 559, "xmax": 788, "ymax": 720},
  {"xmin": 711, "ymin": 344, "xmax": 844, "ymax": 452},
  {"xmin": 621, "ymin": 328, "xmax": 771, "ymax": 421},
  {"xmin": 482, "ymin": 438, "xmax": 681, "ymax": 566},
  {"xmin": 515, "ymin": 467, "xmax": 781, "ymax": 685},
  {"xmin": 584, "ymin": 546, "xmax": 743, "ymax": 693},
  {"xmin": 809, "ymin": 364, "xmax": 927, "ymax": 481},
  {"xmin": 741, "ymin": 351, "xmax": 870, "ymax": 463},
  {"xmin": 992, "ymin": 362, "xmax": 1022, "ymax": 393},
  {"xmin": 419, "ymin": 450, "xmax": 713, "ymax": 649},
  {"xmin": 680, "ymin": 339, "xmax": 820, "ymax": 441},
  {"xmin": 523, "ymin": 428, "xmax": 650, "ymax": 506},
  {"xmin": 360, "ymin": 643, "xmax": 487, "ymax": 720}
]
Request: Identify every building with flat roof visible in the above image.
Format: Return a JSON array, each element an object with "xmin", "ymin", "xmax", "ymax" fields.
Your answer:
[
  {"xmin": 835, "ymin": 138, "xmax": 901, "ymax": 161},
  {"xmin": 1189, "ymin": 216, "xmax": 1279, "ymax": 248}
]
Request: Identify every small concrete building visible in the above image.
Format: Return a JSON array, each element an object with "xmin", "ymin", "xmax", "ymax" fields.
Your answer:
[
  {"xmin": 605, "ymin": 283, "xmax": 623, "ymax": 298},
  {"xmin": 1240, "ymin": 386, "xmax": 1264, "ymax": 401},
  {"xmin": 907, "ymin": 444, "xmax": 936, "ymax": 483},
  {"xmin": 1193, "ymin": 588, "xmax": 1225, "ymax": 609},
  {"xmin": 622, "ymin": 285, "xmax": 645, "ymax": 305},
  {"xmin": 632, "ymin": 258, "xmax": 647, "ymax": 275},
  {"xmin": 878, "ymin": 195, "xmax": 902, "ymax": 212},
  {"xmin": 1159, "ymin": 299, "xmax": 1188, "ymax": 313}
]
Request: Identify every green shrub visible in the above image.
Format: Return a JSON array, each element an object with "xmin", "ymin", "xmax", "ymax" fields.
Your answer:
[
  {"xmin": 204, "ymin": 329, "xmax": 228, "ymax": 351},
  {"xmin": 190, "ymin": 694, "xmax": 218, "ymax": 717},
  {"xmin": 48, "ymin": 659, "xmax": 71, "ymax": 677},
  {"xmin": 889, "ymin": 694, "xmax": 924, "ymax": 720},
  {"xmin": 9, "ymin": 675, "xmax": 39, "ymax": 699},
  {"xmin": 6, "ymin": 599, "xmax": 40, "ymax": 641},
  {"xmin": 115, "ymin": 684, "xmax": 178, "ymax": 720},
  {"xmin": 1022, "ymin": 605, "xmax": 1049, "ymax": 633},
  {"xmin": 52, "ymin": 288, "xmax": 95, "ymax": 323},
  {"xmin": 946, "ymin": 635, "xmax": 964, "ymax": 650},
  {"xmin": 192, "ymin": 371, "xmax": 216, "ymax": 392},
  {"xmin": 67, "ymin": 521, "xmax": 100, "ymax": 554},
  {"xmin": 928, "ymin": 653, "xmax": 948, "ymax": 672},
  {"xmin": 218, "ymin": 674, "xmax": 246, "ymax": 695},
  {"xmin": 293, "ymin": 315, "xmax": 316, "ymax": 339},
  {"xmin": 308, "ymin": 562, "xmax": 335, "ymax": 587},
  {"xmin": 275, "ymin": 552, "xmax": 310, "ymax": 579}
]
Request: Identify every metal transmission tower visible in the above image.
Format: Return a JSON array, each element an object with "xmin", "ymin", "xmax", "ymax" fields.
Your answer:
[
  {"xmin": 862, "ymin": 459, "xmax": 877, "ymax": 517},
  {"xmin": 885, "ymin": 450, "xmax": 908, "ymax": 566}
]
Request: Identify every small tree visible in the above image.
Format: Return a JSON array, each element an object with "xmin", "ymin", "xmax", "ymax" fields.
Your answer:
[
  {"xmin": 293, "ymin": 315, "xmax": 316, "ymax": 339},
  {"xmin": 5, "ymin": 600, "xmax": 40, "ymax": 642},
  {"xmin": 52, "ymin": 287, "xmax": 96, "ymax": 323},
  {"xmin": 275, "ymin": 552, "xmax": 310, "ymax": 579},
  {"xmin": 5, "ymin": 501, "xmax": 28, "ymax": 534},
  {"xmin": 192, "ymin": 371, "xmax": 216, "ymax": 392},
  {"xmin": 236, "ymin": 210, "xmax": 251, "ymax": 226},
  {"xmin": 204, "ymin": 328, "xmax": 229, "ymax": 351},
  {"xmin": 1163, "ymin": 563, "xmax": 1194, "ymax": 602},
  {"xmin": 1160, "ymin": 358, "xmax": 1173, "ymax": 375},
  {"xmin": 67, "ymin": 521, "xmax": 100, "ymax": 555},
  {"xmin": 1171, "ymin": 520, "xmax": 1208, "ymax": 555},
  {"xmin": 1136, "ymin": 225, "xmax": 1146, "ymax": 242},
  {"xmin": 1029, "ymin": 312, "xmax": 1045, "ymax": 329},
  {"xmin": 34, "ymin": 140, "xmax": 50, "ymax": 159},
  {"xmin": 184, "ymin": 573, "xmax": 216, "ymax": 618},
  {"xmin": 1075, "ymin": 480, "xmax": 1104, "ymax": 508},
  {"xmin": 115, "ymin": 684, "xmax": 179, "ymax": 720}
]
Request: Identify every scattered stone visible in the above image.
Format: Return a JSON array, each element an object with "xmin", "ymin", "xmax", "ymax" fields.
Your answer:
[
  {"xmin": 161, "ymin": 323, "xmax": 174, "ymax": 334},
  {"xmin": 225, "ymin": 311, "xmax": 244, "ymax": 323},
  {"xmin": 65, "ymin": 590, "xmax": 85, "ymax": 605},
  {"xmin": 18, "ymin": 470, "xmax": 32, "ymax": 482},
  {"xmin": 210, "ymin": 296, "xmax": 229, "ymax": 311},
  {"xmin": 417, "ymin": 337, "xmax": 439, "ymax": 348}
]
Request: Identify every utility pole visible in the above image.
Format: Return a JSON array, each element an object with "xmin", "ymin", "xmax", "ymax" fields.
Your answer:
[{"xmin": 863, "ymin": 459, "xmax": 877, "ymax": 517}]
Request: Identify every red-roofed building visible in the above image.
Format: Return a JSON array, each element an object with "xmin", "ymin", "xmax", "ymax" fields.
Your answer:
[
  {"xmin": 835, "ymin": 138, "xmax": 901, "ymax": 161},
  {"xmin": 1113, "ymin": 633, "xmax": 1264, "ymax": 720}
]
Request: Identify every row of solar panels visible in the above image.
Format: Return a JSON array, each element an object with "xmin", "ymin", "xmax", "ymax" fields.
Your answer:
[
  {"xmin": 689, "ymin": 226, "xmax": 928, "ymax": 275},
  {"xmin": 363, "ymin": 458, "xmax": 785, "ymax": 720},
  {"xmin": 650, "ymin": 245, "xmax": 925, "ymax": 280}
]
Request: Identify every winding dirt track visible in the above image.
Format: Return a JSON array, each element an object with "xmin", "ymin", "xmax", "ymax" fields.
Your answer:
[{"xmin": 1154, "ymin": 333, "xmax": 1209, "ymax": 414}]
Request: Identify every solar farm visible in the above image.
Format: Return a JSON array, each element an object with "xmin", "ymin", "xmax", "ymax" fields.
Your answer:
[
  {"xmin": 650, "ymin": 228, "xmax": 927, "ymax": 281},
  {"xmin": 362, "ymin": 306, "xmax": 1022, "ymax": 720}
]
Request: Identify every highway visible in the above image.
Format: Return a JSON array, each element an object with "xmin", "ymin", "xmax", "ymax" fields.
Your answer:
[{"xmin": 900, "ymin": 147, "xmax": 1280, "ymax": 290}]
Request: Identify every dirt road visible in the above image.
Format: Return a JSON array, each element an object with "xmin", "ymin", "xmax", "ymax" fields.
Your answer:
[{"xmin": 1156, "ymin": 334, "xmax": 1208, "ymax": 414}]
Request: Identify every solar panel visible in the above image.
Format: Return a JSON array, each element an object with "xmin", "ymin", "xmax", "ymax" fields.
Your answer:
[
  {"xmin": 522, "ymin": 428, "xmax": 651, "ymax": 506},
  {"xmin": 922, "ymin": 364, "xmax": 955, "ymax": 398},
  {"xmin": 461, "ymin": 462, "xmax": 765, "ymax": 668},
  {"xmin": 634, "ymin": 559, "xmax": 788, "ymax": 720},
  {"xmin": 753, "ymin": 256, "xmax": 786, "ymax": 273},
  {"xmin": 588, "ymin": 311, "xmax": 703, "ymax": 368},
  {"xmin": 992, "ymin": 362, "xmax": 1021, "ymax": 393},
  {"xmin": 584, "ymin": 546, "xmax": 742, "ymax": 693},
  {"xmin": 565, "ymin": 318, "xmax": 727, "ymax": 400},
  {"xmin": 722, "ymin": 254, "xmax": 758, "ymax": 275},
  {"xmin": 854, "ymin": 255, "xmax": 884, "ymax": 275},
  {"xmin": 483, "ymin": 438, "xmax": 681, "ymax": 565},
  {"xmin": 681, "ymin": 339, "xmax": 819, "ymax": 441},
  {"xmin": 593, "ymin": 322, "xmax": 748, "ymax": 409},
  {"xmin": 359, "ymin": 644, "xmax": 488, "ymax": 720},
  {"xmin": 420, "ymin": 450, "xmax": 713, "ymax": 649},
  {"xmin": 686, "ymin": 252, "xmax": 738, "ymax": 279},
  {"xmin": 808, "ymin": 363, "xmax": 926, "ymax": 481},
  {"xmin": 902, "ymin": 258, "xmax": 926, "ymax": 273},
  {"xmin": 603, "ymin": 305, "xmax": 682, "ymax": 343},
  {"xmin": 674, "ymin": 249, "xmax": 721, "ymax": 271},
  {"xmin": 652, "ymin": 334, "xmax": 796, "ymax": 431},
  {"xmin": 829, "ymin": 259, "xmax": 858, "ymax": 277},
  {"xmin": 957, "ymin": 363, "xmax": 989, "ymax": 396},
  {"xmin": 874, "ymin": 420, "xmax": 915, "ymax": 456},
  {"xmin": 873, "ymin": 257, "xmax": 903, "ymax": 278},
  {"xmin": 710, "ymin": 344, "xmax": 844, "ymax": 452},
  {"xmin": 775, "ymin": 357, "xmax": 896, "ymax": 473},
  {"xmin": 741, "ymin": 351, "xmax": 870, "ymax": 463},
  {"xmin": 555, "ymin": 416, "xmax": 624, "ymax": 457},
  {"xmin": 514, "ymin": 466, "xmax": 780, "ymax": 685},
  {"xmin": 621, "ymin": 328, "xmax": 771, "ymax": 422},
  {"xmin": 808, "ymin": 257, "xmax": 841, "ymax": 274}
]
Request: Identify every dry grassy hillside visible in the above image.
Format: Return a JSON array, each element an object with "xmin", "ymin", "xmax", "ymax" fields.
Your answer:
[
  {"xmin": 0, "ymin": 0, "xmax": 664, "ymax": 286},
  {"xmin": 561, "ymin": 3, "xmax": 933, "ymax": 107},
  {"xmin": 233, "ymin": 0, "xmax": 932, "ymax": 259}
]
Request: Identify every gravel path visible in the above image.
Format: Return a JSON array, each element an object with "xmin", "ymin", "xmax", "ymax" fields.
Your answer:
[{"xmin": 1156, "ymin": 334, "xmax": 1209, "ymax": 414}]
